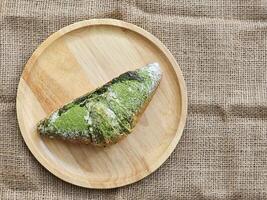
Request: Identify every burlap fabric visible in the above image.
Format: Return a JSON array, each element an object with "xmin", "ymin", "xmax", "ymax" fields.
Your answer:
[{"xmin": 1, "ymin": 0, "xmax": 266, "ymax": 199}]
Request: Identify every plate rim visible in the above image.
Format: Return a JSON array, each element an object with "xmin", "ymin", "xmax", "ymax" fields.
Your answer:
[{"xmin": 16, "ymin": 18, "xmax": 188, "ymax": 189}]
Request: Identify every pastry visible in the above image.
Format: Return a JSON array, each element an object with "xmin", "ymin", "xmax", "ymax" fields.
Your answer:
[{"xmin": 37, "ymin": 63, "xmax": 162, "ymax": 146}]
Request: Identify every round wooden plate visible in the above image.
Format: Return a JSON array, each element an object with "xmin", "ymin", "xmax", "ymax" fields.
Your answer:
[{"xmin": 16, "ymin": 19, "xmax": 187, "ymax": 188}]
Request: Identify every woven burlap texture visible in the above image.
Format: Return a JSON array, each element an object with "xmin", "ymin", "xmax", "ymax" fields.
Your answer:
[{"xmin": 1, "ymin": 0, "xmax": 266, "ymax": 199}]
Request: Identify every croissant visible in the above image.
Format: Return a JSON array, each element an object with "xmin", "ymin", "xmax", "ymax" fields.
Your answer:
[{"xmin": 37, "ymin": 63, "xmax": 162, "ymax": 146}]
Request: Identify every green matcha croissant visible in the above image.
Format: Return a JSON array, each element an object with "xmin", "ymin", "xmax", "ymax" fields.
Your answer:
[{"xmin": 37, "ymin": 63, "xmax": 162, "ymax": 146}]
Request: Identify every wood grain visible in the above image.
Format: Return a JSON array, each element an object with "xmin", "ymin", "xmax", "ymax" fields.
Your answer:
[{"xmin": 16, "ymin": 19, "xmax": 187, "ymax": 188}]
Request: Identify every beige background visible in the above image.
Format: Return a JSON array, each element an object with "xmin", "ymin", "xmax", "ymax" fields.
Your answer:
[{"xmin": 0, "ymin": 0, "xmax": 266, "ymax": 199}]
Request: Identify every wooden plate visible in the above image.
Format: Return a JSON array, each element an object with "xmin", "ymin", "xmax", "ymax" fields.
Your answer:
[{"xmin": 16, "ymin": 19, "xmax": 187, "ymax": 188}]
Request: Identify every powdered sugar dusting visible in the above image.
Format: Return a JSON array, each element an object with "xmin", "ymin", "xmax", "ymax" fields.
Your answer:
[
  {"xmin": 146, "ymin": 63, "xmax": 162, "ymax": 81},
  {"xmin": 106, "ymin": 108, "xmax": 116, "ymax": 119},
  {"xmin": 107, "ymin": 88, "xmax": 117, "ymax": 100},
  {"xmin": 50, "ymin": 111, "xmax": 59, "ymax": 123},
  {"xmin": 139, "ymin": 63, "xmax": 162, "ymax": 92},
  {"xmin": 84, "ymin": 111, "xmax": 92, "ymax": 125}
]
